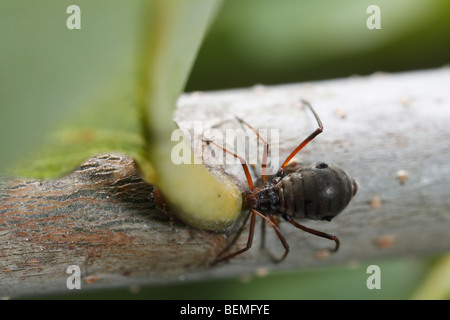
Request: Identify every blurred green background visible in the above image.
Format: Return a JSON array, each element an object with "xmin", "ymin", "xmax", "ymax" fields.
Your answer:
[
  {"xmin": 186, "ymin": 0, "xmax": 450, "ymax": 91},
  {"xmin": 4, "ymin": 0, "xmax": 449, "ymax": 299}
]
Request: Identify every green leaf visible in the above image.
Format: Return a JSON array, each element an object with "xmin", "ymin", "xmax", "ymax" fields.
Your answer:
[
  {"xmin": 1, "ymin": 0, "xmax": 144, "ymax": 177},
  {"xmin": 139, "ymin": 0, "xmax": 242, "ymax": 230},
  {"xmin": 411, "ymin": 254, "xmax": 450, "ymax": 300},
  {"xmin": 2, "ymin": 0, "xmax": 242, "ymax": 230}
]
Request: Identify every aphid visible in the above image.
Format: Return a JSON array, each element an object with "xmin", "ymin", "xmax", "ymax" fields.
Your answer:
[{"xmin": 207, "ymin": 100, "xmax": 358, "ymax": 263}]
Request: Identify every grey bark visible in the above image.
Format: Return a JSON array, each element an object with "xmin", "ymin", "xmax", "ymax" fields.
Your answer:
[{"xmin": 1, "ymin": 68, "xmax": 449, "ymax": 298}]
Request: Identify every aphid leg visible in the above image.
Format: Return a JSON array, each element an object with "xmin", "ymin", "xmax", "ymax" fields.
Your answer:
[
  {"xmin": 260, "ymin": 213, "xmax": 266, "ymax": 251},
  {"xmin": 234, "ymin": 118, "xmax": 261, "ymax": 181},
  {"xmin": 253, "ymin": 210, "xmax": 289, "ymax": 263},
  {"xmin": 277, "ymin": 100, "xmax": 323, "ymax": 177},
  {"xmin": 204, "ymin": 139, "xmax": 255, "ymax": 191},
  {"xmin": 214, "ymin": 210, "xmax": 251, "ymax": 263},
  {"xmin": 283, "ymin": 214, "xmax": 340, "ymax": 252},
  {"xmin": 235, "ymin": 116, "xmax": 270, "ymax": 181},
  {"xmin": 269, "ymin": 215, "xmax": 280, "ymax": 227},
  {"xmin": 214, "ymin": 211, "xmax": 257, "ymax": 263},
  {"xmin": 259, "ymin": 214, "xmax": 280, "ymax": 252}
]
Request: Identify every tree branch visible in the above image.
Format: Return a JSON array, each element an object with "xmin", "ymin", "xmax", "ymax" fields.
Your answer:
[{"xmin": 1, "ymin": 68, "xmax": 450, "ymax": 297}]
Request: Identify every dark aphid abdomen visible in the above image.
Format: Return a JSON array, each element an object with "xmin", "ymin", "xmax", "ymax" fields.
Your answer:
[{"xmin": 275, "ymin": 162, "xmax": 357, "ymax": 221}]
